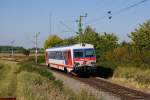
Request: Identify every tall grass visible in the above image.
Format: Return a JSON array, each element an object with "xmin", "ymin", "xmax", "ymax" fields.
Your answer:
[
  {"xmin": 17, "ymin": 60, "xmax": 98, "ymax": 100},
  {"xmin": 37, "ymin": 55, "xmax": 45, "ymax": 63},
  {"xmin": 17, "ymin": 71, "xmax": 97, "ymax": 100},
  {"xmin": 0, "ymin": 56, "xmax": 99, "ymax": 100},
  {"xmin": 17, "ymin": 71, "xmax": 67, "ymax": 100},
  {"xmin": 17, "ymin": 70, "xmax": 97, "ymax": 99},
  {"xmin": 114, "ymin": 67, "xmax": 150, "ymax": 85},
  {"xmin": 18, "ymin": 61, "xmax": 55, "ymax": 80},
  {"xmin": 63, "ymin": 87, "xmax": 97, "ymax": 100},
  {"xmin": 0, "ymin": 63, "xmax": 3, "ymax": 69},
  {"xmin": 25, "ymin": 55, "xmax": 45, "ymax": 64},
  {"xmin": 0, "ymin": 61, "xmax": 18, "ymax": 98},
  {"xmin": 113, "ymin": 66, "xmax": 150, "ymax": 88}
]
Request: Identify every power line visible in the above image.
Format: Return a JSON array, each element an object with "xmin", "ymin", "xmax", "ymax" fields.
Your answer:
[
  {"xmin": 114, "ymin": 0, "xmax": 149, "ymax": 15},
  {"xmin": 57, "ymin": 30, "xmax": 72, "ymax": 34},
  {"xmin": 85, "ymin": 15, "xmax": 107, "ymax": 26},
  {"xmin": 59, "ymin": 21, "xmax": 78, "ymax": 34},
  {"xmin": 86, "ymin": 0, "xmax": 149, "ymax": 26}
]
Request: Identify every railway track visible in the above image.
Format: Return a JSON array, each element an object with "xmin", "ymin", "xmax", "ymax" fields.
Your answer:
[
  {"xmin": 77, "ymin": 77, "xmax": 150, "ymax": 100},
  {"xmin": 39, "ymin": 64, "xmax": 150, "ymax": 100}
]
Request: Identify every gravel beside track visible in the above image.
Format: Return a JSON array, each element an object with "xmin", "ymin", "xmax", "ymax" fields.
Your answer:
[{"xmin": 51, "ymin": 68, "xmax": 121, "ymax": 100}]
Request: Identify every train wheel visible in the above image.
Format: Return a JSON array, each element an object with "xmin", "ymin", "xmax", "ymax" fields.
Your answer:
[
  {"xmin": 48, "ymin": 64, "xmax": 50, "ymax": 68},
  {"xmin": 64, "ymin": 67, "xmax": 68, "ymax": 73}
]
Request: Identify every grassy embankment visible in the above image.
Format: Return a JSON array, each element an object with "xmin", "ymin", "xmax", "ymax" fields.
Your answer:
[
  {"xmin": 111, "ymin": 65, "xmax": 150, "ymax": 92},
  {"xmin": 0, "ymin": 58, "xmax": 98, "ymax": 100},
  {"xmin": 0, "ymin": 61, "xmax": 18, "ymax": 97}
]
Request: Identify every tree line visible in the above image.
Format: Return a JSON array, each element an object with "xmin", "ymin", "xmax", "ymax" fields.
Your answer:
[
  {"xmin": 0, "ymin": 46, "xmax": 44, "ymax": 56},
  {"xmin": 0, "ymin": 46, "xmax": 25, "ymax": 53},
  {"xmin": 44, "ymin": 20, "xmax": 150, "ymax": 69}
]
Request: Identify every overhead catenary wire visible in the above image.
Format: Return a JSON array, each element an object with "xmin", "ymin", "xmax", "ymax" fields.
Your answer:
[
  {"xmin": 59, "ymin": 21, "xmax": 78, "ymax": 34},
  {"xmin": 113, "ymin": 0, "xmax": 149, "ymax": 15},
  {"xmin": 55, "ymin": 30, "xmax": 76, "ymax": 39},
  {"xmin": 86, "ymin": 0, "xmax": 149, "ymax": 26}
]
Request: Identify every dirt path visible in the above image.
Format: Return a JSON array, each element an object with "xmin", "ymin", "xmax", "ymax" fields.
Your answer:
[{"xmin": 0, "ymin": 61, "xmax": 18, "ymax": 98}]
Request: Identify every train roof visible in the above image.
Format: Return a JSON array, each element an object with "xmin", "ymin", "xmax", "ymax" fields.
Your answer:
[{"xmin": 46, "ymin": 43, "xmax": 94, "ymax": 52}]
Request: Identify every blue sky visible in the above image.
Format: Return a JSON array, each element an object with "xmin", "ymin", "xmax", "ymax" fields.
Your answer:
[{"xmin": 0, "ymin": 0, "xmax": 150, "ymax": 48}]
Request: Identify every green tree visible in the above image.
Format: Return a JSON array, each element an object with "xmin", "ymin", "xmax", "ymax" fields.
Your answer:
[
  {"xmin": 96, "ymin": 32, "xmax": 118, "ymax": 55},
  {"xmin": 129, "ymin": 20, "xmax": 150, "ymax": 64},
  {"xmin": 96, "ymin": 33, "xmax": 118, "ymax": 66},
  {"xmin": 82, "ymin": 26, "xmax": 99, "ymax": 46},
  {"xmin": 44, "ymin": 35, "xmax": 63, "ymax": 49},
  {"xmin": 129, "ymin": 20, "xmax": 150, "ymax": 51},
  {"xmin": 62, "ymin": 37, "xmax": 78, "ymax": 45},
  {"xmin": 61, "ymin": 26, "xmax": 99, "ymax": 46}
]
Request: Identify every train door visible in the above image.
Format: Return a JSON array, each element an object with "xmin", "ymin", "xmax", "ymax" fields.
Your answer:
[
  {"xmin": 65, "ymin": 50, "xmax": 72, "ymax": 66},
  {"xmin": 68, "ymin": 50, "xmax": 72, "ymax": 66}
]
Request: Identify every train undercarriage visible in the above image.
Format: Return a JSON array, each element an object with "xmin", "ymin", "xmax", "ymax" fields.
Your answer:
[{"xmin": 71, "ymin": 66, "xmax": 97, "ymax": 76}]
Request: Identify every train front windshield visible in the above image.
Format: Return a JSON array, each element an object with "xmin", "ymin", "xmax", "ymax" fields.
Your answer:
[{"xmin": 74, "ymin": 49, "xmax": 95, "ymax": 58}]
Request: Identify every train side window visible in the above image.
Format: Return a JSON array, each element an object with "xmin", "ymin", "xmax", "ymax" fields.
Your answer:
[{"xmin": 48, "ymin": 51, "xmax": 65, "ymax": 60}]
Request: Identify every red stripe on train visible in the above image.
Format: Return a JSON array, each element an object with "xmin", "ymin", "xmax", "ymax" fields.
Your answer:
[{"xmin": 74, "ymin": 57, "xmax": 96, "ymax": 61}]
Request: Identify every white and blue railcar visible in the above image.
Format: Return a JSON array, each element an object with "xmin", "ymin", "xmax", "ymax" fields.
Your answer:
[{"xmin": 45, "ymin": 43, "xmax": 96, "ymax": 73}]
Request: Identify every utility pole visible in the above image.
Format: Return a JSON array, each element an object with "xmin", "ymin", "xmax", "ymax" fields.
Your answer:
[
  {"xmin": 34, "ymin": 32, "xmax": 40, "ymax": 64},
  {"xmin": 76, "ymin": 13, "xmax": 87, "ymax": 44},
  {"xmin": 11, "ymin": 40, "xmax": 15, "ymax": 57}
]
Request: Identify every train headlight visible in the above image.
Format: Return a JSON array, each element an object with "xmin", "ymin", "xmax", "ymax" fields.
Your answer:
[
  {"xmin": 91, "ymin": 62, "xmax": 96, "ymax": 65},
  {"xmin": 74, "ymin": 62, "xmax": 80, "ymax": 66}
]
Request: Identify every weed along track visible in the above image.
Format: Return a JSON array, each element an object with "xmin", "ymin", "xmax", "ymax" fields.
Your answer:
[
  {"xmin": 38, "ymin": 64, "xmax": 150, "ymax": 100},
  {"xmin": 77, "ymin": 78, "xmax": 150, "ymax": 100},
  {"xmin": 0, "ymin": 59, "xmax": 99, "ymax": 100},
  {"xmin": 0, "ymin": 61, "xmax": 18, "ymax": 98}
]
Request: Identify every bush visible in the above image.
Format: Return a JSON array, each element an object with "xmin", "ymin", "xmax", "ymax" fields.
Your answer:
[
  {"xmin": 97, "ymin": 44, "xmax": 150, "ymax": 70},
  {"xmin": 19, "ymin": 61, "xmax": 55, "ymax": 80},
  {"xmin": 22, "ymin": 49, "xmax": 30, "ymax": 56},
  {"xmin": 25, "ymin": 55, "xmax": 45, "ymax": 64},
  {"xmin": 37, "ymin": 55, "xmax": 45, "ymax": 63},
  {"xmin": 113, "ymin": 66, "xmax": 150, "ymax": 85},
  {"xmin": 17, "ymin": 72, "xmax": 67, "ymax": 100}
]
